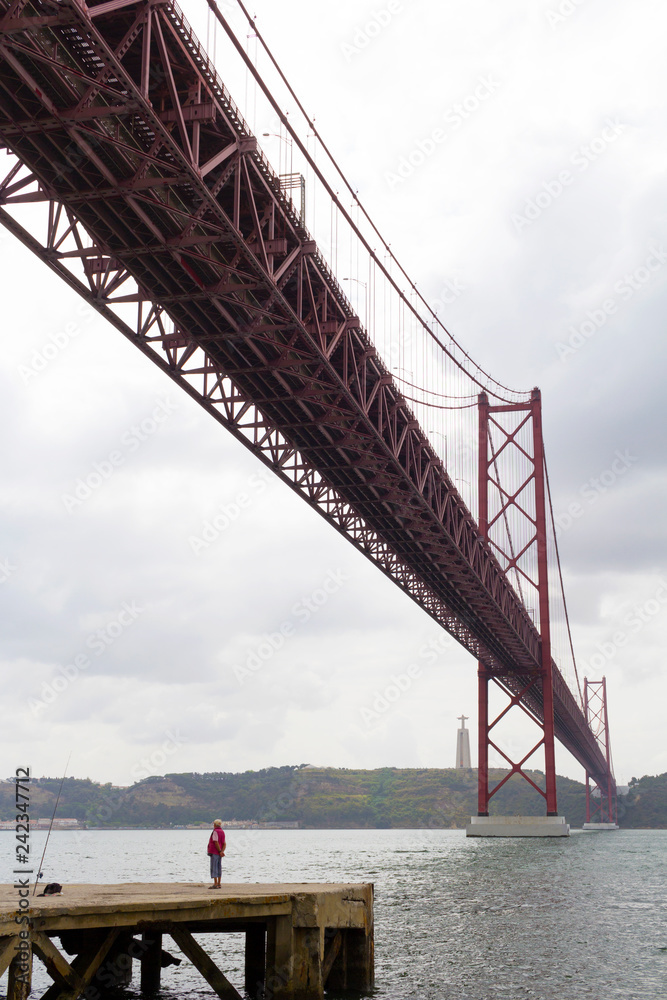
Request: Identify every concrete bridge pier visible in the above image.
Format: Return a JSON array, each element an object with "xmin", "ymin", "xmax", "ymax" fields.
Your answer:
[{"xmin": 466, "ymin": 816, "xmax": 570, "ymax": 837}]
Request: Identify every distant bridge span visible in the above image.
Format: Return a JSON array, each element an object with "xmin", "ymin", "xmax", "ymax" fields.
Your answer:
[{"xmin": 0, "ymin": 0, "xmax": 615, "ymax": 817}]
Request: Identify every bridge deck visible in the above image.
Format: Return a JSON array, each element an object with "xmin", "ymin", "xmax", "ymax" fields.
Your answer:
[
  {"xmin": 0, "ymin": 0, "xmax": 610, "ymax": 790},
  {"xmin": 0, "ymin": 882, "xmax": 374, "ymax": 999}
]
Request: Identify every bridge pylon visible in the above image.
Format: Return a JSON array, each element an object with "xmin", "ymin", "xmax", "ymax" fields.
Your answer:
[
  {"xmin": 467, "ymin": 389, "xmax": 568, "ymax": 837},
  {"xmin": 583, "ymin": 677, "xmax": 618, "ymax": 830},
  {"xmin": 0, "ymin": 0, "xmax": 613, "ymax": 825}
]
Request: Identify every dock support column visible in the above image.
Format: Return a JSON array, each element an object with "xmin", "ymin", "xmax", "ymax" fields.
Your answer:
[
  {"xmin": 7, "ymin": 937, "xmax": 32, "ymax": 1000},
  {"xmin": 101, "ymin": 931, "xmax": 134, "ymax": 987},
  {"xmin": 244, "ymin": 925, "xmax": 266, "ymax": 998},
  {"xmin": 141, "ymin": 931, "xmax": 163, "ymax": 993},
  {"xmin": 323, "ymin": 931, "xmax": 346, "ymax": 989},
  {"xmin": 345, "ymin": 928, "xmax": 374, "ymax": 992},
  {"xmin": 292, "ymin": 926, "xmax": 323, "ymax": 999},
  {"xmin": 266, "ymin": 915, "xmax": 293, "ymax": 999}
]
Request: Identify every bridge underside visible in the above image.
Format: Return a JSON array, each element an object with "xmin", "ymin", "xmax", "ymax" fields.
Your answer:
[{"xmin": 0, "ymin": 0, "xmax": 610, "ymax": 792}]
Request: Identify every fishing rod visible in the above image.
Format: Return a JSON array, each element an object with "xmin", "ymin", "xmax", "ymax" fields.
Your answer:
[{"xmin": 33, "ymin": 752, "xmax": 71, "ymax": 896}]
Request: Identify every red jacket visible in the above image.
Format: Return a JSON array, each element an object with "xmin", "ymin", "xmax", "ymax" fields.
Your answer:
[{"xmin": 207, "ymin": 828, "xmax": 225, "ymax": 855}]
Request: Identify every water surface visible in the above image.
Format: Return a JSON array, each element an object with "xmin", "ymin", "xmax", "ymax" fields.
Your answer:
[{"xmin": 4, "ymin": 828, "xmax": 665, "ymax": 999}]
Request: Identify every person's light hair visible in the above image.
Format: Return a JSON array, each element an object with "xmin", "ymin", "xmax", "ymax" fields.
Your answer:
[{"xmin": 213, "ymin": 819, "xmax": 223, "ymax": 828}]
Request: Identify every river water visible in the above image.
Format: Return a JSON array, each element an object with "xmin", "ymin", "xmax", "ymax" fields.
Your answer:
[{"xmin": 4, "ymin": 828, "xmax": 666, "ymax": 999}]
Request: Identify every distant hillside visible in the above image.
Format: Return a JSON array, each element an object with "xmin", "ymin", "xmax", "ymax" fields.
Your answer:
[
  {"xmin": 618, "ymin": 773, "xmax": 667, "ymax": 828},
  {"xmin": 2, "ymin": 768, "xmax": 664, "ymax": 829}
]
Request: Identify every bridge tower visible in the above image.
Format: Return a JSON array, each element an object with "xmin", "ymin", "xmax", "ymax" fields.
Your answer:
[
  {"xmin": 468, "ymin": 388, "xmax": 568, "ymax": 837},
  {"xmin": 0, "ymin": 0, "xmax": 616, "ymax": 838},
  {"xmin": 583, "ymin": 677, "xmax": 618, "ymax": 829}
]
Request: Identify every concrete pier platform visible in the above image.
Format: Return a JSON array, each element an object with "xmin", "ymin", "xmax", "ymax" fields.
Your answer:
[
  {"xmin": 0, "ymin": 882, "xmax": 374, "ymax": 999},
  {"xmin": 466, "ymin": 816, "xmax": 571, "ymax": 837},
  {"xmin": 582, "ymin": 822, "xmax": 619, "ymax": 831}
]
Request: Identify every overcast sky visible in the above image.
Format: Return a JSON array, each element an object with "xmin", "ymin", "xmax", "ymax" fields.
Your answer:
[{"xmin": 1, "ymin": 0, "xmax": 666, "ymax": 799}]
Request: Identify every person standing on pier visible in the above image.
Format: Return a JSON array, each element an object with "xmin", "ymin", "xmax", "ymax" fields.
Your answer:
[{"xmin": 207, "ymin": 819, "xmax": 226, "ymax": 889}]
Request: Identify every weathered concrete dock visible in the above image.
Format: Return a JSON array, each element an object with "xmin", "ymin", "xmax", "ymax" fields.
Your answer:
[{"xmin": 0, "ymin": 882, "xmax": 374, "ymax": 999}]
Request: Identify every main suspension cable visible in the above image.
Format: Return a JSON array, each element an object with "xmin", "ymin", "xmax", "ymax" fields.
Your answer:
[
  {"xmin": 205, "ymin": 0, "xmax": 530, "ymax": 404},
  {"xmin": 391, "ymin": 372, "xmax": 478, "ymax": 400},
  {"xmin": 544, "ymin": 452, "xmax": 583, "ymax": 706}
]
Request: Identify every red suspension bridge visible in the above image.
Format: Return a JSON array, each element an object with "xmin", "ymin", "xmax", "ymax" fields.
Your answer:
[{"xmin": 0, "ymin": 0, "xmax": 617, "ymax": 828}]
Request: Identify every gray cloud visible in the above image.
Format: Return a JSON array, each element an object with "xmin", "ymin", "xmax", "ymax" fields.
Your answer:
[{"xmin": 1, "ymin": 0, "xmax": 665, "ymax": 788}]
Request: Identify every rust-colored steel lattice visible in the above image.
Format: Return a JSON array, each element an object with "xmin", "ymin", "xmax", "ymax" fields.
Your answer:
[
  {"xmin": 584, "ymin": 678, "xmax": 618, "ymax": 824},
  {"xmin": 477, "ymin": 390, "xmax": 558, "ymax": 814},
  {"xmin": 0, "ymin": 0, "xmax": 614, "ymax": 808}
]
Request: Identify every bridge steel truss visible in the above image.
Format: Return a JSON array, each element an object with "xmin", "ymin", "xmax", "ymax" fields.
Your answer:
[
  {"xmin": 478, "ymin": 391, "xmax": 560, "ymax": 816},
  {"xmin": 0, "ymin": 0, "xmax": 612, "ymax": 804},
  {"xmin": 584, "ymin": 678, "xmax": 617, "ymax": 824}
]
